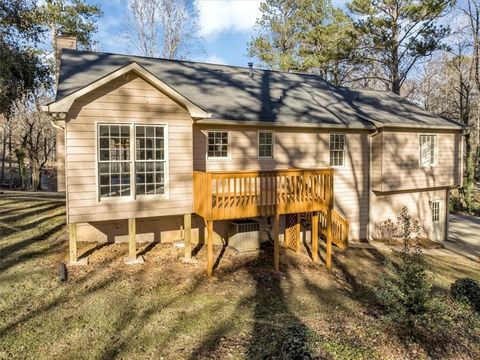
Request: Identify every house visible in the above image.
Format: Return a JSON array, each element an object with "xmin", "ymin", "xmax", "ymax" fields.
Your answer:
[{"xmin": 43, "ymin": 36, "xmax": 464, "ymax": 277}]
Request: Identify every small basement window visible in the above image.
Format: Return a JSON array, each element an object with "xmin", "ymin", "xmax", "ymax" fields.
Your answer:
[
  {"xmin": 98, "ymin": 124, "xmax": 131, "ymax": 198},
  {"xmin": 258, "ymin": 131, "xmax": 274, "ymax": 159},
  {"xmin": 420, "ymin": 135, "xmax": 437, "ymax": 167},
  {"xmin": 207, "ymin": 131, "xmax": 229, "ymax": 159},
  {"xmin": 329, "ymin": 133, "xmax": 345, "ymax": 167}
]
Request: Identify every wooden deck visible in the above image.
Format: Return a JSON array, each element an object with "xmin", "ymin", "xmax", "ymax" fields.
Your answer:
[
  {"xmin": 194, "ymin": 169, "xmax": 333, "ymax": 220},
  {"xmin": 193, "ymin": 169, "xmax": 349, "ymax": 276}
]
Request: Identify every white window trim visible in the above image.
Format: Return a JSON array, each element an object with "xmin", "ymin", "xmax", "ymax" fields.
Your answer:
[
  {"xmin": 419, "ymin": 134, "xmax": 437, "ymax": 168},
  {"xmin": 329, "ymin": 132, "xmax": 346, "ymax": 168},
  {"xmin": 96, "ymin": 122, "xmax": 134, "ymax": 202},
  {"xmin": 206, "ymin": 130, "xmax": 231, "ymax": 160},
  {"xmin": 134, "ymin": 123, "xmax": 169, "ymax": 201},
  {"xmin": 258, "ymin": 130, "xmax": 275, "ymax": 160},
  {"xmin": 95, "ymin": 122, "xmax": 169, "ymax": 202}
]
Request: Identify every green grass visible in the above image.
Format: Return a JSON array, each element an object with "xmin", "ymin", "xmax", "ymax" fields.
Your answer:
[{"xmin": 0, "ymin": 191, "xmax": 479, "ymax": 359}]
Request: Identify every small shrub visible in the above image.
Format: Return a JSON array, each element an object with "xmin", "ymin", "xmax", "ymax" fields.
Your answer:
[
  {"xmin": 373, "ymin": 218, "xmax": 400, "ymax": 243},
  {"xmin": 376, "ymin": 207, "xmax": 432, "ymax": 335},
  {"xmin": 451, "ymin": 278, "xmax": 480, "ymax": 313},
  {"xmin": 449, "ymin": 195, "xmax": 463, "ymax": 213}
]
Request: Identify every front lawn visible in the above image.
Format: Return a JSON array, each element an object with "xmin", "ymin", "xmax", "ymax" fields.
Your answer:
[{"xmin": 0, "ymin": 191, "xmax": 479, "ymax": 359}]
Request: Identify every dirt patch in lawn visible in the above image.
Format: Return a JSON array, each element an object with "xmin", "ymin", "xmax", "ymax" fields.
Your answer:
[{"xmin": 1, "ymin": 191, "xmax": 479, "ymax": 360}]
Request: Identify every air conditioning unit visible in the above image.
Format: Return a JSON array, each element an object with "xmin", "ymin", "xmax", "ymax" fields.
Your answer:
[{"xmin": 228, "ymin": 219, "xmax": 260, "ymax": 253}]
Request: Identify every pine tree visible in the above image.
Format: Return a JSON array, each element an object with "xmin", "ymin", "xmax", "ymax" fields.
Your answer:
[{"xmin": 348, "ymin": 0, "xmax": 455, "ymax": 95}]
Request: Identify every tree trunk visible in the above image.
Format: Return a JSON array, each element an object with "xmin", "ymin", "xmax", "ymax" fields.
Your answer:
[
  {"xmin": 464, "ymin": 132, "xmax": 475, "ymax": 212},
  {"xmin": 0, "ymin": 133, "xmax": 6, "ymax": 185},
  {"xmin": 31, "ymin": 161, "xmax": 41, "ymax": 191},
  {"xmin": 8, "ymin": 130, "xmax": 13, "ymax": 189}
]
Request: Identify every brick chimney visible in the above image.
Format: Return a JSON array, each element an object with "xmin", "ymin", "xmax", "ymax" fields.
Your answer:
[{"xmin": 54, "ymin": 34, "xmax": 77, "ymax": 86}]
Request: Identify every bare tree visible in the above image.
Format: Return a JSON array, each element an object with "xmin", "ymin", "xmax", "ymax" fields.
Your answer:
[
  {"xmin": 124, "ymin": 0, "xmax": 204, "ymax": 59},
  {"xmin": 14, "ymin": 93, "xmax": 56, "ymax": 190}
]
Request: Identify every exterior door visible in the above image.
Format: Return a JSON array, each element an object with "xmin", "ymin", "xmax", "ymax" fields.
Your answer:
[{"xmin": 431, "ymin": 200, "xmax": 444, "ymax": 241}]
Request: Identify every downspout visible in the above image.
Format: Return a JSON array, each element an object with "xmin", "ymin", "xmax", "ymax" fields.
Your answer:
[{"xmin": 368, "ymin": 127, "xmax": 379, "ymax": 242}]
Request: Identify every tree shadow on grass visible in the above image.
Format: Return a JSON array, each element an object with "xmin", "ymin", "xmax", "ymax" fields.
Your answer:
[
  {"xmin": 189, "ymin": 242, "xmax": 316, "ymax": 359},
  {"xmin": 0, "ymin": 203, "xmax": 64, "ymax": 224},
  {"xmin": 0, "ymin": 200, "xmax": 54, "ymax": 217}
]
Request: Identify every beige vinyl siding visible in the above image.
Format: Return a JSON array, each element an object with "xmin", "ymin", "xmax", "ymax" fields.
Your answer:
[
  {"xmin": 65, "ymin": 72, "xmax": 193, "ymax": 224},
  {"xmin": 193, "ymin": 125, "xmax": 370, "ymax": 240},
  {"xmin": 56, "ymin": 128, "xmax": 66, "ymax": 191},
  {"xmin": 370, "ymin": 189, "xmax": 447, "ymax": 241},
  {"xmin": 371, "ymin": 132, "xmax": 383, "ymax": 190},
  {"xmin": 372, "ymin": 130, "xmax": 462, "ymax": 192}
]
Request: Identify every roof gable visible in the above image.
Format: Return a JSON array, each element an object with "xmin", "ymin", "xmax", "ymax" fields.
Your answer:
[{"xmin": 43, "ymin": 61, "xmax": 210, "ymax": 119}]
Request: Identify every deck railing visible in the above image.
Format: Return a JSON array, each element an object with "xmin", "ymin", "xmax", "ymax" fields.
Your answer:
[
  {"xmin": 318, "ymin": 209, "xmax": 349, "ymax": 249},
  {"xmin": 193, "ymin": 169, "xmax": 334, "ymax": 221}
]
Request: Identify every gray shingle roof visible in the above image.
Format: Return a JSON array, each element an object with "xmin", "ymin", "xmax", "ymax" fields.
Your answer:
[{"xmin": 56, "ymin": 49, "xmax": 463, "ymax": 130}]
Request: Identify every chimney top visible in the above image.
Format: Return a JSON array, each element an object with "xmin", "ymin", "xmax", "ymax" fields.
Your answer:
[
  {"xmin": 54, "ymin": 35, "xmax": 77, "ymax": 88},
  {"xmin": 248, "ymin": 62, "xmax": 254, "ymax": 78},
  {"xmin": 55, "ymin": 34, "xmax": 77, "ymax": 51}
]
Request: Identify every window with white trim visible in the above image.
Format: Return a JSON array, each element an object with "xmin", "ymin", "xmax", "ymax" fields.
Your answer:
[
  {"xmin": 98, "ymin": 124, "xmax": 131, "ymax": 198},
  {"xmin": 135, "ymin": 125, "xmax": 166, "ymax": 195},
  {"xmin": 419, "ymin": 135, "xmax": 436, "ymax": 166},
  {"xmin": 258, "ymin": 131, "xmax": 274, "ymax": 159},
  {"xmin": 329, "ymin": 133, "xmax": 345, "ymax": 167},
  {"xmin": 98, "ymin": 124, "xmax": 167, "ymax": 199},
  {"xmin": 207, "ymin": 131, "xmax": 229, "ymax": 158}
]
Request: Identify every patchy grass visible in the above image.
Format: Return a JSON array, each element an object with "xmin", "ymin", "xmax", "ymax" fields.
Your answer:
[{"xmin": 0, "ymin": 191, "xmax": 479, "ymax": 360}]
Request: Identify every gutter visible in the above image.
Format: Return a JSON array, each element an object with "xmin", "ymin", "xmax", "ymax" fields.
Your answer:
[{"xmin": 193, "ymin": 118, "xmax": 376, "ymax": 130}]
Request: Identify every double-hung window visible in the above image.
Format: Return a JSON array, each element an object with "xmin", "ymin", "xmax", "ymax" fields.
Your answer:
[
  {"xmin": 329, "ymin": 133, "xmax": 345, "ymax": 167},
  {"xmin": 98, "ymin": 125, "xmax": 131, "ymax": 198},
  {"xmin": 98, "ymin": 124, "xmax": 167, "ymax": 199},
  {"xmin": 419, "ymin": 135, "xmax": 436, "ymax": 167},
  {"xmin": 258, "ymin": 131, "xmax": 274, "ymax": 159},
  {"xmin": 135, "ymin": 125, "xmax": 166, "ymax": 195},
  {"xmin": 207, "ymin": 131, "xmax": 229, "ymax": 159}
]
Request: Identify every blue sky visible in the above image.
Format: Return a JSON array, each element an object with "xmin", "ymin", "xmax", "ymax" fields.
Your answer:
[
  {"xmin": 92, "ymin": 0, "xmax": 348, "ymax": 67},
  {"xmin": 90, "ymin": 0, "xmax": 461, "ymax": 68}
]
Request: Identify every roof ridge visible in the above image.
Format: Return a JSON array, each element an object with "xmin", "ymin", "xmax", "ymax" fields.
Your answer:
[{"xmin": 63, "ymin": 48, "xmax": 331, "ymax": 81}]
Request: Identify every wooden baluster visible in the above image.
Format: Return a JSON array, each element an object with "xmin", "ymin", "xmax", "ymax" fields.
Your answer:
[
  {"xmin": 233, "ymin": 176, "xmax": 237, "ymax": 219},
  {"xmin": 206, "ymin": 173, "xmax": 213, "ymax": 221},
  {"xmin": 274, "ymin": 173, "xmax": 278, "ymax": 212}
]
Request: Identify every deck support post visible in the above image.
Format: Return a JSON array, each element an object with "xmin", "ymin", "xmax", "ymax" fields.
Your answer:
[
  {"xmin": 184, "ymin": 213, "xmax": 192, "ymax": 260},
  {"xmin": 311, "ymin": 212, "xmax": 319, "ymax": 263},
  {"xmin": 295, "ymin": 213, "xmax": 301, "ymax": 253},
  {"xmin": 125, "ymin": 218, "xmax": 144, "ymax": 264},
  {"xmin": 68, "ymin": 223, "xmax": 77, "ymax": 263},
  {"xmin": 273, "ymin": 214, "xmax": 280, "ymax": 272},
  {"xmin": 326, "ymin": 209, "xmax": 333, "ymax": 270},
  {"xmin": 68, "ymin": 223, "xmax": 88, "ymax": 265},
  {"xmin": 207, "ymin": 220, "xmax": 213, "ymax": 278}
]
